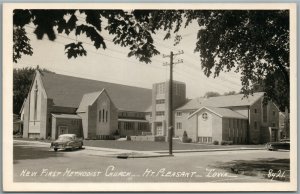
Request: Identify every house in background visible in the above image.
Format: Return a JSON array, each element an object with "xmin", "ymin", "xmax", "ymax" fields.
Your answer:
[{"xmin": 174, "ymin": 93, "xmax": 280, "ymax": 144}]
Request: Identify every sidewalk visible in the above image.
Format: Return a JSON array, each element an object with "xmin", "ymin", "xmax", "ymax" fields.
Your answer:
[{"xmin": 13, "ymin": 139, "xmax": 172, "ymax": 158}]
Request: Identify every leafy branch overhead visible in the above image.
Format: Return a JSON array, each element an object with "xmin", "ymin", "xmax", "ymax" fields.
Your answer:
[{"xmin": 13, "ymin": 9, "xmax": 290, "ymax": 110}]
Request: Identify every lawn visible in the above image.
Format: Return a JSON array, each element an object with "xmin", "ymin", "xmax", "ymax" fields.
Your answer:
[
  {"xmin": 14, "ymin": 137, "xmax": 265, "ymax": 151},
  {"xmin": 82, "ymin": 139, "xmax": 264, "ymax": 151}
]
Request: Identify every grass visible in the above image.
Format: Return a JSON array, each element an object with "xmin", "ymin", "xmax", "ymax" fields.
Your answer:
[
  {"xmin": 82, "ymin": 139, "xmax": 264, "ymax": 151},
  {"xmin": 14, "ymin": 137, "xmax": 265, "ymax": 151}
]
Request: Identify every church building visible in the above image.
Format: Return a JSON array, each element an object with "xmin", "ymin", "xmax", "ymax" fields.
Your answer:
[{"xmin": 21, "ymin": 70, "xmax": 281, "ymax": 144}]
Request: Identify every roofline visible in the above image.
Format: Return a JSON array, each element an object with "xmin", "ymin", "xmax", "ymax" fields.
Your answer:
[
  {"xmin": 19, "ymin": 98, "xmax": 26, "ymax": 114},
  {"xmin": 188, "ymin": 106, "xmax": 221, "ymax": 119},
  {"xmin": 249, "ymin": 92, "xmax": 265, "ymax": 106},
  {"xmin": 187, "ymin": 106, "xmax": 247, "ymax": 120}
]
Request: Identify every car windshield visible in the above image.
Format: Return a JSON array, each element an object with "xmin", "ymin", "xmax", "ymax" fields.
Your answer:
[{"xmin": 57, "ymin": 136, "xmax": 73, "ymax": 141}]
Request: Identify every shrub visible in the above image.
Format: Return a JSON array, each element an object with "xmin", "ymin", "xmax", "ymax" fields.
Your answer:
[
  {"xmin": 114, "ymin": 130, "xmax": 120, "ymax": 136},
  {"xmin": 220, "ymin": 140, "xmax": 233, "ymax": 145},
  {"xmin": 182, "ymin": 131, "xmax": 192, "ymax": 143},
  {"xmin": 213, "ymin": 140, "xmax": 219, "ymax": 145},
  {"xmin": 183, "ymin": 131, "xmax": 188, "ymax": 138}
]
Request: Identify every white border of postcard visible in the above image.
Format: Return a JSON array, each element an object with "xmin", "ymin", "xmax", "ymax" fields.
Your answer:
[{"xmin": 3, "ymin": 3, "xmax": 297, "ymax": 192}]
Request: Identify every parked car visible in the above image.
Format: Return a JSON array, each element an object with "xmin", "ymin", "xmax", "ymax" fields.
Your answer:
[
  {"xmin": 265, "ymin": 139, "xmax": 290, "ymax": 151},
  {"xmin": 50, "ymin": 134, "xmax": 83, "ymax": 151}
]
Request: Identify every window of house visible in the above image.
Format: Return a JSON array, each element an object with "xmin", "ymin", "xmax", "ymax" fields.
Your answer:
[
  {"xmin": 254, "ymin": 109, "xmax": 257, "ymax": 113},
  {"xmin": 124, "ymin": 122, "xmax": 134, "ymax": 130},
  {"xmin": 106, "ymin": 110, "xmax": 108, "ymax": 122},
  {"xmin": 157, "ymin": 83, "xmax": 165, "ymax": 94},
  {"xmin": 156, "ymin": 99, "xmax": 165, "ymax": 104},
  {"xmin": 176, "ymin": 122, "xmax": 182, "ymax": 130},
  {"xmin": 99, "ymin": 110, "xmax": 101, "ymax": 122},
  {"xmin": 138, "ymin": 123, "xmax": 146, "ymax": 131},
  {"xmin": 202, "ymin": 113, "xmax": 208, "ymax": 120},
  {"xmin": 176, "ymin": 112, "xmax": 182, "ymax": 117},
  {"xmin": 228, "ymin": 127, "xmax": 231, "ymax": 138},
  {"xmin": 102, "ymin": 109, "xmax": 105, "ymax": 122},
  {"xmin": 34, "ymin": 81, "xmax": 38, "ymax": 121},
  {"xmin": 273, "ymin": 110, "xmax": 276, "ymax": 116},
  {"xmin": 272, "ymin": 123, "xmax": 276, "ymax": 127},
  {"xmin": 254, "ymin": 121, "xmax": 257, "ymax": 129},
  {"xmin": 208, "ymin": 137, "xmax": 212, "ymax": 143},
  {"xmin": 156, "ymin": 111, "xmax": 165, "ymax": 116}
]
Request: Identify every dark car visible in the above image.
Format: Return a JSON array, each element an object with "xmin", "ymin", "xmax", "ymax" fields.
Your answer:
[
  {"xmin": 50, "ymin": 134, "xmax": 83, "ymax": 151},
  {"xmin": 265, "ymin": 139, "xmax": 290, "ymax": 151}
]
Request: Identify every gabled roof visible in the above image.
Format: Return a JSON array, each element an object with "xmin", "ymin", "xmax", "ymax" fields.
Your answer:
[
  {"xmin": 177, "ymin": 92, "xmax": 265, "ymax": 111},
  {"xmin": 176, "ymin": 97, "xmax": 206, "ymax": 111},
  {"xmin": 39, "ymin": 71, "xmax": 152, "ymax": 112},
  {"xmin": 77, "ymin": 89, "xmax": 109, "ymax": 113},
  {"xmin": 201, "ymin": 92, "xmax": 264, "ymax": 107},
  {"xmin": 188, "ymin": 106, "xmax": 247, "ymax": 119}
]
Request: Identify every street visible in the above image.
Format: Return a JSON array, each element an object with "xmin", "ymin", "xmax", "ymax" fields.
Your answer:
[{"xmin": 13, "ymin": 141, "xmax": 290, "ymax": 183}]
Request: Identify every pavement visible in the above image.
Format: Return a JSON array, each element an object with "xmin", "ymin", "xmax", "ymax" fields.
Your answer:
[{"xmin": 13, "ymin": 139, "xmax": 265, "ymax": 158}]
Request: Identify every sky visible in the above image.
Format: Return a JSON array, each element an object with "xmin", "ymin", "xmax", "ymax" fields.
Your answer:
[{"xmin": 14, "ymin": 13, "xmax": 242, "ymax": 99}]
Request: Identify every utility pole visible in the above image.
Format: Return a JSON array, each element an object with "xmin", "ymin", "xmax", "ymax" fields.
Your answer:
[{"xmin": 163, "ymin": 50, "xmax": 184, "ymax": 155}]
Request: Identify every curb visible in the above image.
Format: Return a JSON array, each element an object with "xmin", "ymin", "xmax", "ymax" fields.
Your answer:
[
  {"xmin": 156, "ymin": 147, "xmax": 265, "ymax": 154},
  {"xmin": 117, "ymin": 154, "xmax": 173, "ymax": 159}
]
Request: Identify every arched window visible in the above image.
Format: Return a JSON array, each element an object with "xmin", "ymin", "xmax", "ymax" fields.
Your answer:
[
  {"xmin": 102, "ymin": 109, "xmax": 105, "ymax": 122},
  {"xmin": 34, "ymin": 81, "xmax": 38, "ymax": 121},
  {"xmin": 99, "ymin": 110, "xmax": 101, "ymax": 122},
  {"xmin": 106, "ymin": 110, "xmax": 108, "ymax": 122}
]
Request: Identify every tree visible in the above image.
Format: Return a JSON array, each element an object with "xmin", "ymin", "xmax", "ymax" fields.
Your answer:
[
  {"xmin": 223, "ymin": 91, "xmax": 237, "ymax": 96},
  {"xmin": 203, "ymin": 91, "xmax": 220, "ymax": 98},
  {"xmin": 13, "ymin": 67, "xmax": 52, "ymax": 114},
  {"xmin": 12, "ymin": 9, "xmax": 290, "ymax": 110}
]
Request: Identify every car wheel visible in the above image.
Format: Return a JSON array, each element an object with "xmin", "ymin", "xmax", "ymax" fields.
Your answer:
[
  {"xmin": 54, "ymin": 148, "xmax": 58, "ymax": 152},
  {"xmin": 79, "ymin": 143, "xmax": 83, "ymax": 149}
]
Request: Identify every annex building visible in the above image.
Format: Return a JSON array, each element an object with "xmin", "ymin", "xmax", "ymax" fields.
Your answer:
[{"xmin": 21, "ymin": 70, "xmax": 281, "ymax": 144}]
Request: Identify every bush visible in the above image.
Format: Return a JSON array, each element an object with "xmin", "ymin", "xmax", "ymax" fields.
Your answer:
[
  {"xmin": 213, "ymin": 140, "xmax": 219, "ymax": 145},
  {"xmin": 114, "ymin": 130, "xmax": 120, "ymax": 136},
  {"xmin": 182, "ymin": 131, "xmax": 192, "ymax": 143},
  {"xmin": 221, "ymin": 140, "xmax": 233, "ymax": 145}
]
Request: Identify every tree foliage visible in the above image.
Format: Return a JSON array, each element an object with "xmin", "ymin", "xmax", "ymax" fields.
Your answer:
[
  {"xmin": 203, "ymin": 91, "xmax": 221, "ymax": 98},
  {"xmin": 13, "ymin": 67, "xmax": 52, "ymax": 114},
  {"xmin": 223, "ymin": 91, "xmax": 237, "ymax": 96},
  {"xmin": 13, "ymin": 67, "xmax": 36, "ymax": 114},
  {"xmin": 13, "ymin": 9, "xmax": 290, "ymax": 111}
]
